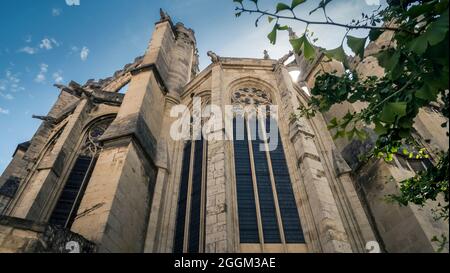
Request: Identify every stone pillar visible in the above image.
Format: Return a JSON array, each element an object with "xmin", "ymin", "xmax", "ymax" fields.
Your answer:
[
  {"xmin": 204, "ymin": 64, "xmax": 234, "ymax": 253},
  {"xmin": 276, "ymin": 65, "xmax": 352, "ymax": 253},
  {"xmin": 144, "ymin": 93, "xmax": 180, "ymax": 253}
]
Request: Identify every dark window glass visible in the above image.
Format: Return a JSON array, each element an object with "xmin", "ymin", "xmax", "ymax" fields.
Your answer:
[
  {"xmin": 267, "ymin": 118, "xmax": 305, "ymax": 243},
  {"xmin": 408, "ymin": 159, "xmax": 427, "ymax": 173},
  {"xmin": 233, "ymin": 118, "xmax": 260, "ymax": 243},
  {"xmin": 49, "ymin": 156, "xmax": 94, "ymax": 228},
  {"xmin": 396, "ymin": 155, "xmax": 411, "ymax": 171},
  {"xmin": 188, "ymin": 139, "xmax": 204, "ymax": 253},
  {"xmin": 252, "ymin": 118, "xmax": 281, "ymax": 243},
  {"xmin": 173, "ymin": 142, "xmax": 192, "ymax": 253}
]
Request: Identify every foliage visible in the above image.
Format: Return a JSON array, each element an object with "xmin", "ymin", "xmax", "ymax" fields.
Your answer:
[{"xmin": 234, "ymin": 0, "xmax": 449, "ymax": 220}]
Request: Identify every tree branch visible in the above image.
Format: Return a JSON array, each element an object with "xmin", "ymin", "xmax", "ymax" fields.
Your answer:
[{"xmin": 236, "ymin": 6, "xmax": 413, "ymax": 34}]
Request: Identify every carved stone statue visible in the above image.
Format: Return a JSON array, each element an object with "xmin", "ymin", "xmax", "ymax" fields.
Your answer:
[
  {"xmin": 277, "ymin": 51, "xmax": 294, "ymax": 65},
  {"xmin": 263, "ymin": 50, "xmax": 270, "ymax": 60},
  {"xmin": 207, "ymin": 51, "xmax": 220, "ymax": 63}
]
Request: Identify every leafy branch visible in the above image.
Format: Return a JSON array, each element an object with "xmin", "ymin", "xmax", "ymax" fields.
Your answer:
[{"xmin": 234, "ymin": 0, "xmax": 449, "ymax": 221}]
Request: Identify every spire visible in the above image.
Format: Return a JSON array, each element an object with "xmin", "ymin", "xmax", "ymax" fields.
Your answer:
[{"xmin": 159, "ymin": 8, "xmax": 171, "ymax": 23}]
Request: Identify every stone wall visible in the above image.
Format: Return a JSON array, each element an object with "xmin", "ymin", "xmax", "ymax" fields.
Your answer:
[{"xmin": 0, "ymin": 216, "xmax": 95, "ymax": 253}]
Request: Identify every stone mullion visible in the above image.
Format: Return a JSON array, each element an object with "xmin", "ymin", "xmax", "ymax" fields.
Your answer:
[
  {"xmin": 246, "ymin": 118, "xmax": 265, "ymax": 252},
  {"xmin": 183, "ymin": 141, "xmax": 196, "ymax": 252},
  {"xmin": 258, "ymin": 117, "xmax": 287, "ymax": 251},
  {"xmin": 199, "ymin": 139, "xmax": 208, "ymax": 253}
]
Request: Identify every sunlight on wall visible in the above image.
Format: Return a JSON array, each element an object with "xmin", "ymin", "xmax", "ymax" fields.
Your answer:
[{"xmin": 289, "ymin": 70, "xmax": 301, "ymax": 82}]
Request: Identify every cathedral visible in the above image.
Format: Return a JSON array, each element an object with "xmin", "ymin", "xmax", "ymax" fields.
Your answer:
[{"xmin": 0, "ymin": 10, "xmax": 448, "ymax": 253}]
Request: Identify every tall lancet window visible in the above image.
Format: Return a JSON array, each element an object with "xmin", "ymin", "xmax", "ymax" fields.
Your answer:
[
  {"xmin": 48, "ymin": 117, "xmax": 114, "ymax": 229},
  {"xmin": 174, "ymin": 105, "xmax": 209, "ymax": 253},
  {"xmin": 232, "ymin": 87, "xmax": 305, "ymax": 250}
]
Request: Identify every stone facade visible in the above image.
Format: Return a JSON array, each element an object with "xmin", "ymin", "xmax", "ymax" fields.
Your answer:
[{"xmin": 0, "ymin": 11, "xmax": 448, "ymax": 253}]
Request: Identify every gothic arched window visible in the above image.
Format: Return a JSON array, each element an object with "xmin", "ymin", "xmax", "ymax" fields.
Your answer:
[
  {"xmin": 232, "ymin": 87, "xmax": 305, "ymax": 249},
  {"xmin": 48, "ymin": 117, "xmax": 114, "ymax": 229}
]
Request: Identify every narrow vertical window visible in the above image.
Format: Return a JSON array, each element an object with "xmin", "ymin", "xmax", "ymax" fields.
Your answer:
[
  {"xmin": 267, "ymin": 118, "xmax": 305, "ymax": 243},
  {"xmin": 233, "ymin": 118, "xmax": 259, "ymax": 243},
  {"xmin": 173, "ymin": 142, "xmax": 192, "ymax": 253},
  {"xmin": 174, "ymin": 134, "xmax": 208, "ymax": 253},
  {"xmin": 188, "ymin": 138, "xmax": 204, "ymax": 253},
  {"xmin": 251, "ymin": 118, "xmax": 281, "ymax": 243}
]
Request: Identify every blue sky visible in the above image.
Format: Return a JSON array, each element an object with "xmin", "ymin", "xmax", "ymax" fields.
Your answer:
[{"xmin": 0, "ymin": 0, "xmax": 383, "ymax": 172}]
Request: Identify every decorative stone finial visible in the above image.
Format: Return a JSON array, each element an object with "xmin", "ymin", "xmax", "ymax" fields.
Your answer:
[
  {"xmin": 159, "ymin": 8, "xmax": 171, "ymax": 22},
  {"xmin": 263, "ymin": 50, "xmax": 270, "ymax": 60},
  {"xmin": 207, "ymin": 51, "xmax": 220, "ymax": 63}
]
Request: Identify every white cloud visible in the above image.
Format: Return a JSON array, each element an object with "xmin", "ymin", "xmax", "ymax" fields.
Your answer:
[
  {"xmin": 66, "ymin": 0, "xmax": 80, "ymax": 6},
  {"xmin": 80, "ymin": 46, "xmax": 89, "ymax": 61},
  {"xmin": 35, "ymin": 63, "xmax": 49, "ymax": 83},
  {"xmin": 365, "ymin": 0, "xmax": 381, "ymax": 5},
  {"xmin": 52, "ymin": 71, "xmax": 64, "ymax": 84},
  {"xmin": 52, "ymin": 8, "xmax": 62, "ymax": 16},
  {"xmin": 0, "ymin": 92, "xmax": 14, "ymax": 100},
  {"xmin": 40, "ymin": 38, "xmax": 59, "ymax": 50},
  {"xmin": 0, "ymin": 107, "xmax": 10, "ymax": 115},
  {"xmin": 1, "ymin": 70, "xmax": 25, "ymax": 94},
  {"xmin": 6, "ymin": 70, "xmax": 20, "ymax": 84},
  {"xmin": 19, "ymin": 46, "xmax": 37, "ymax": 55}
]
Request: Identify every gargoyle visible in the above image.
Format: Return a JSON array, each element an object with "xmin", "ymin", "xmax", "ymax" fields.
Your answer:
[{"xmin": 207, "ymin": 51, "xmax": 220, "ymax": 63}]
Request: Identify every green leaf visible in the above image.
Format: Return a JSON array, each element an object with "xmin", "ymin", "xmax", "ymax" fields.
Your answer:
[
  {"xmin": 268, "ymin": 24, "xmax": 278, "ymax": 45},
  {"xmin": 327, "ymin": 117, "xmax": 338, "ymax": 130},
  {"xmin": 408, "ymin": 10, "xmax": 449, "ymax": 54},
  {"xmin": 380, "ymin": 102, "xmax": 408, "ymax": 123},
  {"xmin": 347, "ymin": 35, "xmax": 367, "ymax": 59},
  {"xmin": 426, "ymin": 10, "xmax": 449, "ymax": 46},
  {"xmin": 233, "ymin": 0, "xmax": 243, "ymax": 4},
  {"xmin": 416, "ymin": 83, "xmax": 439, "ymax": 101},
  {"xmin": 325, "ymin": 46, "xmax": 347, "ymax": 64},
  {"xmin": 268, "ymin": 16, "xmax": 275, "ymax": 23},
  {"xmin": 290, "ymin": 35, "xmax": 316, "ymax": 60},
  {"xmin": 377, "ymin": 50, "xmax": 400, "ymax": 71},
  {"xmin": 368, "ymin": 29, "xmax": 383, "ymax": 41},
  {"xmin": 278, "ymin": 25, "xmax": 290, "ymax": 31},
  {"xmin": 408, "ymin": 34, "xmax": 429, "ymax": 55},
  {"xmin": 291, "ymin": 0, "xmax": 306, "ymax": 9},
  {"xmin": 290, "ymin": 37, "xmax": 304, "ymax": 54},
  {"xmin": 276, "ymin": 3, "xmax": 291, "ymax": 13},
  {"xmin": 374, "ymin": 122, "xmax": 388, "ymax": 135},
  {"xmin": 407, "ymin": 1, "xmax": 435, "ymax": 19},
  {"xmin": 302, "ymin": 36, "xmax": 316, "ymax": 60}
]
